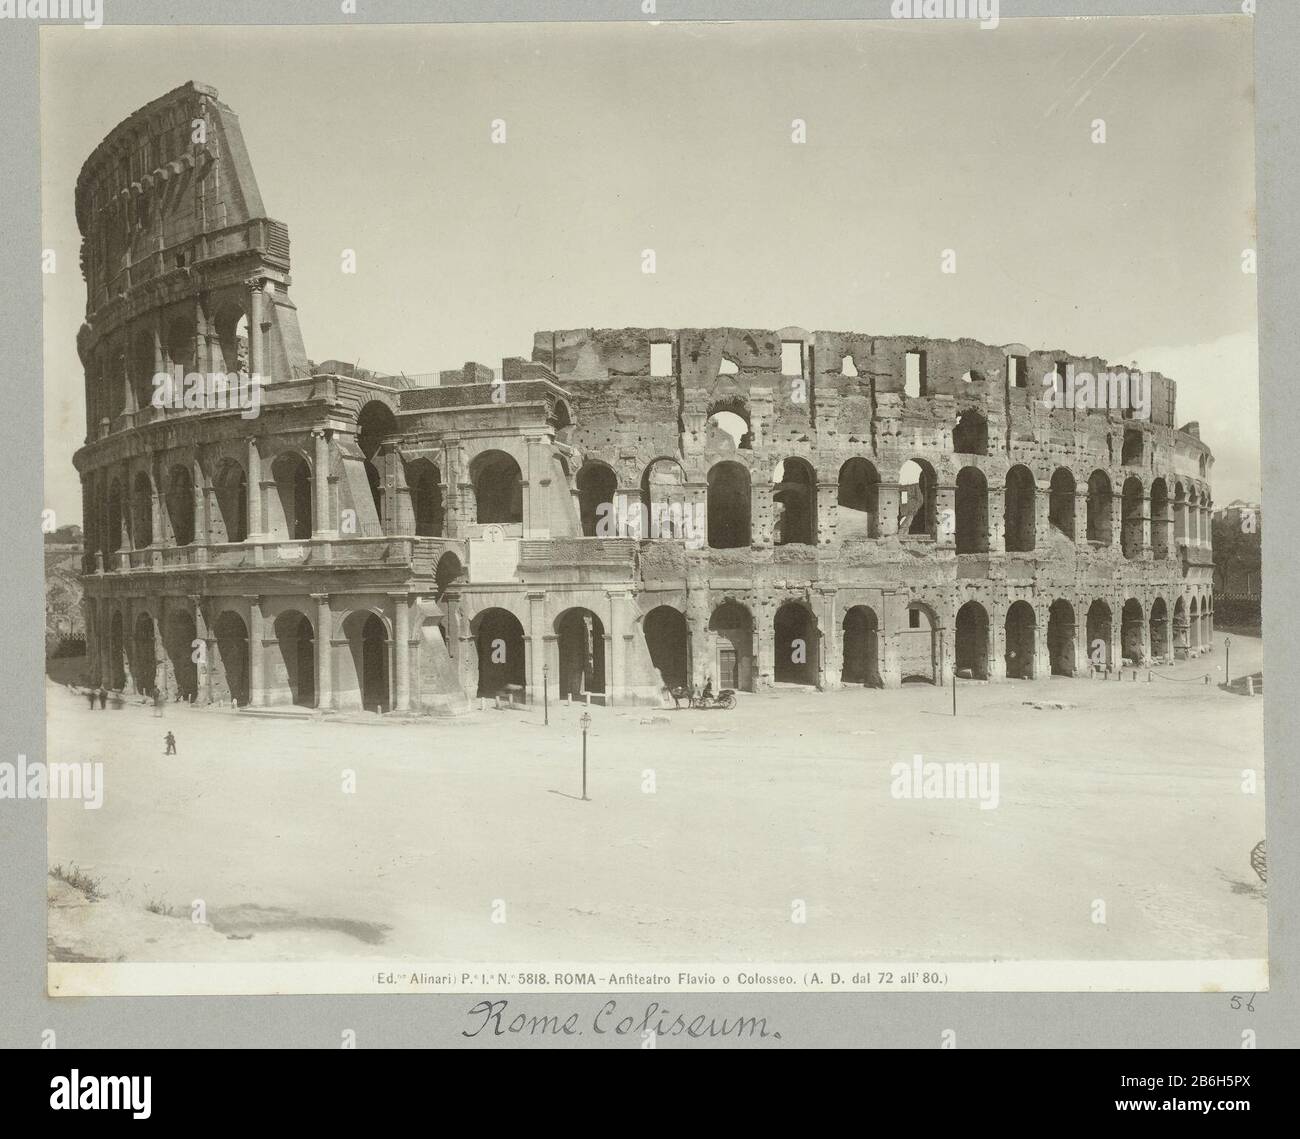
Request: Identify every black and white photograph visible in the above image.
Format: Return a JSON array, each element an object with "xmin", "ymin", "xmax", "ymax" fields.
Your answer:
[{"xmin": 35, "ymin": 13, "xmax": 1265, "ymax": 998}]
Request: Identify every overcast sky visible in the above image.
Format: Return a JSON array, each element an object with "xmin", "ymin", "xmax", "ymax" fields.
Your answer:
[{"xmin": 41, "ymin": 16, "xmax": 1260, "ymax": 522}]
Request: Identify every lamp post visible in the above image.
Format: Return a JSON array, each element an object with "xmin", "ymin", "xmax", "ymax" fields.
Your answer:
[
  {"xmin": 543, "ymin": 662, "xmax": 549, "ymax": 726},
  {"xmin": 579, "ymin": 710, "xmax": 591, "ymax": 800},
  {"xmin": 1224, "ymin": 635, "xmax": 1231, "ymax": 689}
]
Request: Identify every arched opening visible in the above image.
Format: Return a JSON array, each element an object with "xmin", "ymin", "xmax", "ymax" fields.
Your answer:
[
  {"xmin": 108, "ymin": 610, "xmax": 128, "ymax": 689},
  {"xmin": 1005, "ymin": 600, "xmax": 1036, "ymax": 679},
  {"xmin": 364, "ymin": 614, "xmax": 390, "ymax": 712},
  {"xmin": 273, "ymin": 610, "xmax": 316, "ymax": 707},
  {"xmin": 955, "ymin": 601, "xmax": 989, "ymax": 680},
  {"xmin": 577, "ymin": 462, "xmax": 618, "ymax": 537},
  {"xmin": 1049, "ymin": 468, "xmax": 1076, "ymax": 540},
  {"xmin": 474, "ymin": 608, "xmax": 526, "ymax": 699},
  {"xmin": 165, "ymin": 465, "xmax": 195, "ymax": 546},
  {"xmin": 709, "ymin": 600, "xmax": 754, "ymax": 692},
  {"xmin": 132, "ymin": 612, "xmax": 157, "ymax": 696},
  {"xmin": 1086, "ymin": 600, "xmax": 1112, "ymax": 672},
  {"xmin": 472, "ymin": 450, "xmax": 523, "ymax": 525},
  {"xmin": 166, "ymin": 609, "xmax": 199, "ymax": 702},
  {"xmin": 556, "ymin": 608, "xmax": 606, "ymax": 700},
  {"xmin": 644, "ymin": 606, "xmax": 689, "ymax": 692},
  {"xmin": 212, "ymin": 460, "xmax": 248, "ymax": 543},
  {"xmin": 213, "ymin": 611, "xmax": 250, "ymax": 706},
  {"xmin": 955, "ymin": 466, "xmax": 989, "ymax": 553},
  {"xmin": 901, "ymin": 602, "xmax": 940, "ymax": 684},
  {"xmin": 1149, "ymin": 597, "xmax": 1169, "ymax": 660},
  {"xmin": 774, "ymin": 602, "xmax": 818, "ymax": 686},
  {"xmin": 1150, "ymin": 479, "xmax": 1170, "ymax": 559},
  {"xmin": 1004, "ymin": 465, "xmax": 1036, "ymax": 552},
  {"xmin": 641, "ymin": 458, "xmax": 689, "ymax": 541},
  {"xmin": 1120, "ymin": 598, "xmax": 1144, "ymax": 664},
  {"xmin": 772, "ymin": 458, "xmax": 816, "ymax": 546},
  {"xmin": 131, "ymin": 471, "xmax": 154, "ymax": 548},
  {"xmin": 899, "ymin": 459, "xmax": 936, "ymax": 537},
  {"xmin": 131, "ymin": 331, "xmax": 155, "ymax": 415},
  {"xmin": 358, "ymin": 402, "xmax": 397, "ymax": 530},
  {"xmin": 1174, "ymin": 483, "xmax": 1187, "ymax": 544},
  {"xmin": 166, "ymin": 317, "xmax": 194, "ymax": 378},
  {"xmin": 706, "ymin": 398, "xmax": 752, "ymax": 449},
  {"xmin": 1087, "ymin": 470, "xmax": 1112, "ymax": 545},
  {"xmin": 1121, "ymin": 428, "xmax": 1143, "ymax": 466},
  {"xmin": 841, "ymin": 606, "xmax": 881, "ymax": 687},
  {"xmin": 1174, "ymin": 596, "xmax": 1189, "ymax": 657},
  {"xmin": 214, "ymin": 305, "xmax": 249, "ymax": 374},
  {"xmin": 106, "ymin": 479, "xmax": 124, "ymax": 553},
  {"xmin": 1047, "ymin": 599, "xmax": 1076, "ymax": 676},
  {"xmin": 271, "ymin": 452, "xmax": 312, "ymax": 540},
  {"xmin": 707, "ymin": 462, "xmax": 751, "ymax": 549},
  {"xmin": 1121, "ymin": 477, "xmax": 1144, "ymax": 560},
  {"xmin": 837, "ymin": 458, "xmax": 879, "ymax": 539},
  {"xmin": 953, "ymin": 410, "xmax": 988, "ymax": 456},
  {"xmin": 434, "ymin": 551, "xmax": 462, "ymax": 601},
  {"xmin": 407, "ymin": 458, "xmax": 444, "ymax": 537},
  {"xmin": 1188, "ymin": 597, "xmax": 1201, "ymax": 650}
]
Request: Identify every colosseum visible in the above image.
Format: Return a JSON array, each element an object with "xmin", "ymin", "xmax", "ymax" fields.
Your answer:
[{"xmin": 72, "ymin": 83, "xmax": 1217, "ymax": 715}]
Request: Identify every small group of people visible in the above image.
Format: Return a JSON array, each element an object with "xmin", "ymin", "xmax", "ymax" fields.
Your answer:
[{"xmin": 84, "ymin": 687, "xmax": 107, "ymax": 710}]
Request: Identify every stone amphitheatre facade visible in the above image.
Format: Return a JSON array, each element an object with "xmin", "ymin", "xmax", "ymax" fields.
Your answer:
[{"xmin": 72, "ymin": 83, "xmax": 1217, "ymax": 714}]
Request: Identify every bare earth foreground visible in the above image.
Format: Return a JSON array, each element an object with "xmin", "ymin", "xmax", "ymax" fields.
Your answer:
[{"xmin": 47, "ymin": 635, "xmax": 1266, "ymax": 968}]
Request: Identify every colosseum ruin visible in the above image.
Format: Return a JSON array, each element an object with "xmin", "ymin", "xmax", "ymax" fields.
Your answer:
[{"xmin": 72, "ymin": 83, "xmax": 1218, "ymax": 714}]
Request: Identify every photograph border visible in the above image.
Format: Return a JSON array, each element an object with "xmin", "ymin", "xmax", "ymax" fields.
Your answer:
[{"xmin": 2, "ymin": 0, "xmax": 1295, "ymax": 1048}]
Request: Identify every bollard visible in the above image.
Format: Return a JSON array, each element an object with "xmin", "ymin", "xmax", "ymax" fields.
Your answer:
[
  {"xmin": 1147, "ymin": 671, "xmax": 1152, "ymax": 683},
  {"xmin": 1247, "ymin": 675, "xmax": 1255, "ymax": 697}
]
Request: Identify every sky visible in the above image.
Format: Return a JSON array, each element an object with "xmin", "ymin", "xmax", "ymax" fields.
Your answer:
[{"xmin": 40, "ymin": 16, "xmax": 1261, "ymax": 522}]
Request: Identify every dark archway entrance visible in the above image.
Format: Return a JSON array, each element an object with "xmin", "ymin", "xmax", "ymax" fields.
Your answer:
[
  {"xmin": 1086, "ymin": 600, "xmax": 1112, "ymax": 672},
  {"xmin": 774, "ymin": 602, "xmax": 818, "ymax": 686},
  {"xmin": 214, "ymin": 611, "xmax": 250, "ymax": 706},
  {"xmin": 644, "ymin": 606, "xmax": 688, "ymax": 692},
  {"xmin": 841, "ymin": 606, "xmax": 880, "ymax": 686},
  {"xmin": 557, "ymin": 608, "xmax": 606, "ymax": 700},
  {"xmin": 1004, "ymin": 600, "xmax": 1036, "ymax": 679},
  {"xmin": 955, "ymin": 601, "xmax": 989, "ymax": 679},
  {"xmin": 475, "ymin": 608, "xmax": 526, "ymax": 698},
  {"xmin": 709, "ymin": 600, "xmax": 753, "ymax": 692},
  {"xmin": 132, "ymin": 612, "xmax": 157, "ymax": 696},
  {"xmin": 1149, "ymin": 597, "xmax": 1169, "ymax": 660},
  {"xmin": 1121, "ymin": 599, "xmax": 1145, "ymax": 663},
  {"xmin": 1047, "ymin": 600, "xmax": 1076, "ymax": 676},
  {"xmin": 166, "ymin": 610, "xmax": 199, "ymax": 702},
  {"xmin": 274, "ymin": 611, "xmax": 316, "ymax": 707}
]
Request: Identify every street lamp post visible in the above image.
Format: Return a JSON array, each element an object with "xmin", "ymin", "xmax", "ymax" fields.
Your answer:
[
  {"xmin": 580, "ymin": 710, "xmax": 591, "ymax": 800},
  {"xmin": 543, "ymin": 662, "xmax": 549, "ymax": 726},
  {"xmin": 1224, "ymin": 635, "xmax": 1231, "ymax": 689}
]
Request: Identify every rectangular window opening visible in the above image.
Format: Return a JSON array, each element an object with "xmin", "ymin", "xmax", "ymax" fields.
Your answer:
[
  {"xmin": 905, "ymin": 350, "xmax": 927, "ymax": 397},
  {"xmin": 650, "ymin": 341, "xmax": 673, "ymax": 378},
  {"xmin": 780, "ymin": 341, "xmax": 804, "ymax": 378}
]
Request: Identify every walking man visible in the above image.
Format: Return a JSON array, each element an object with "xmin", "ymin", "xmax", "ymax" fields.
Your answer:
[{"xmin": 164, "ymin": 731, "xmax": 176, "ymax": 756}]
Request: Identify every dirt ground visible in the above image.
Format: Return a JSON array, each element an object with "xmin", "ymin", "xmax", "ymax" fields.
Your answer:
[{"xmin": 47, "ymin": 634, "xmax": 1267, "ymax": 967}]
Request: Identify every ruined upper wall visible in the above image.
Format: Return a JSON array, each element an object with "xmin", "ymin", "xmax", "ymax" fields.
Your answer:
[
  {"xmin": 76, "ymin": 82, "xmax": 280, "ymax": 318},
  {"xmin": 532, "ymin": 327, "xmax": 1182, "ymax": 430}
]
